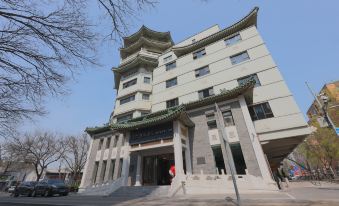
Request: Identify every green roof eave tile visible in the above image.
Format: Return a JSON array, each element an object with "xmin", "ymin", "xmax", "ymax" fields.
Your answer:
[{"xmin": 85, "ymin": 79, "xmax": 255, "ymax": 134}]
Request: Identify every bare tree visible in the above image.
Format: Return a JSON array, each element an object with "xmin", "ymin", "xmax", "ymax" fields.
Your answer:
[
  {"xmin": 0, "ymin": 0, "xmax": 156, "ymax": 135},
  {"xmin": 7, "ymin": 131, "xmax": 64, "ymax": 181},
  {"xmin": 62, "ymin": 133, "xmax": 89, "ymax": 184}
]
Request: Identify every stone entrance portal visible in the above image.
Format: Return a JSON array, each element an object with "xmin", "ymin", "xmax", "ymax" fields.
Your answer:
[{"xmin": 142, "ymin": 153, "xmax": 174, "ymax": 186}]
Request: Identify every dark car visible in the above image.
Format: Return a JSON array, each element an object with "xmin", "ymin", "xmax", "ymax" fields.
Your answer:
[
  {"xmin": 33, "ymin": 179, "xmax": 69, "ymax": 197},
  {"xmin": 13, "ymin": 181, "xmax": 37, "ymax": 197}
]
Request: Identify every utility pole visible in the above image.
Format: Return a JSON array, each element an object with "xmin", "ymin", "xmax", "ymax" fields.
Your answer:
[
  {"xmin": 215, "ymin": 103, "xmax": 240, "ymax": 205},
  {"xmin": 305, "ymin": 82, "xmax": 338, "ymax": 137}
]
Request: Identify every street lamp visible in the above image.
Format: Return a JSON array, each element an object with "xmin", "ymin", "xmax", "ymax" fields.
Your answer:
[{"xmin": 318, "ymin": 93, "xmax": 338, "ymax": 136}]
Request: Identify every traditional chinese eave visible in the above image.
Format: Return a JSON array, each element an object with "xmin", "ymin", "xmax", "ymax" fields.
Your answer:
[
  {"xmin": 112, "ymin": 55, "xmax": 158, "ymax": 89},
  {"xmin": 123, "ymin": 25, "xmax": 174, "ymax": 48},
  {"xmin": 120, "ymin": 37, "xmax": 173, "ymax": 59},
  {"xmin": 172, "ymin": 7, "xmax": 259, "ymax": 57},
  {"xmin": 85, "ymin": 79, "xmax": 255, "ymax": 135}
]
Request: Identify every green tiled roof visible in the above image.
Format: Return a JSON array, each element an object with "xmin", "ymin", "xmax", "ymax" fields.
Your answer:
[{"xmin": 86, "ymin": 79, "xmax": 255, "ymax": 135}]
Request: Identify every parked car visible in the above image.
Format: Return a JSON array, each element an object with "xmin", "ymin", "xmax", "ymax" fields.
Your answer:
[
  {"xmin": 13, "ymin": 181, "xmax": 37, "ymax": 197},
  {"xmin": 33, "ymin": 179, "xmax": 69, "ymax": 197}
]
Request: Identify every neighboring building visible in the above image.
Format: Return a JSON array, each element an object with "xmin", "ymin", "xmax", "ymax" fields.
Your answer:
[
  {"xmin": 79, "ymin": 7, "xmax": 310, "ymax": 196},
  {"xmin": 307, "ymin": 80, "xmax": 339, "ymax": 127}
]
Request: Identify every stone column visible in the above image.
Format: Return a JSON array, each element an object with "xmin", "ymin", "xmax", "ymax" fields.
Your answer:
[
  {"xmin": 121, "ymin": 132, "xmax": 130, "ymax": 186},
  {"xmin": 113, "ymin": 133, "xmax": 124, "ymax": 180},
  {"xmin": 173, "ymin": 121, "xmax": 184, "ymax": 175},
  {"xmin": 184, "ymin": 136, "xmax": 192, "ymax": 175},
  {"xmin": 134, "ymin": 153, "xmax": 142, "ymax": 186},
  {"xmin": 79, "ymin": 138, "xmax": 94, "ymax": 191},
  {"xmin": 238, "ymin": 95, "xmax": 273, "ymax": 181}
]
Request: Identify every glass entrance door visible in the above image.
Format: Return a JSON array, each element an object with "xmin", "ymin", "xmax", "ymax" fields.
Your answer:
[
  {"xmin": 142, "ymin": 153, "xmax": 174, "ymax": 185},
  {"xmin": 142, "ymin": 156, "xmax": 157, "ymax": 185}
]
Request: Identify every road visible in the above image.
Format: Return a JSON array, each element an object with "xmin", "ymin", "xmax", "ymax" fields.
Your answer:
[{"xmin": 0, "ymin": 182, "xmax": 338, "ymax": 206}]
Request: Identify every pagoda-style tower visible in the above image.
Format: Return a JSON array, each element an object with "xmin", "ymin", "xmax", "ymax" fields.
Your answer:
[{"xmin": 111, "ymin": 26, "xmax": 173, "ymax": 123}]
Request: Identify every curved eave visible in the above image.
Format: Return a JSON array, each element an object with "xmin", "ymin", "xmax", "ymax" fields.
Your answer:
[
  {"xmin": 86, "ymin": 79, "xmax": 255, "ymax": 135},
  {"xmin": 172, "ymin": 7, "xmax": 259, "ymax": 57},
  {"xmin": 120, "ymin": 37, "xmax": 173, "ymax": 59},
  {"xmin": 123, "ymin": 25, "xmax": 174, "ymax": 47},
  {"xmin": 113, "ymin": 55, "xmax": 158, "ymax": 89}
]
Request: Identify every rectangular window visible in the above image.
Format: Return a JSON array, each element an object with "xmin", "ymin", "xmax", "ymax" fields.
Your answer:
[
  {"xmin": 165, "ymin": 61, "xmax": 176, "ymax": 71},
  {"xmin": 230, "ymin": 51, "xmax": 250, "ymax": 65},
  {"xmin": 225, "ymin": 34, "xmax": 242, "ymax": 46},
  {"xmin": 206, "ymin": 113, "xmax": 217, "ymax": 129},
  {"xmin": 248, "ymin": 102, "xmax": 274, "ymax": 121},
  {"xmin": 222, "ymin": 111, "xmax": 235, "ymax": 127},
  {"xmin": 106, "ymin": 137, "xmax": 111, "ymax": 149},
  {"xmin": 163, "ymin": 55, "xmax": 172, "ymax": 63},
  {"xmin": 195, "ymin": 65, "xmax": 210, "ymax": 77},
  {"xmin": 142, "ymin": 93, "xmax": 150, "ymax": 100},
  {"xmin": 112, "ymin": 136, "xmax": 118, "ymax": 148},
  {"xmin": 141, "ymin": 111, "xmax": 150, "ymax": 116},
  {"xmin": 118, "ymin": 158, "xmax": 123, "ymax": 178},
  {"xmin": 166, "ymin": 77, "xmax": 177, "ymax": 88},
  {"xmin": 101, "ymin": 160, "xmax": 107, "ymax": 182},
  {"xmin": 193, "ymin": 48, "xmax": 206, "ymax": 59},
  {"xmin": 98, "ymin": 139, "xmax": 104, "ymax": 150},
  {"xmin": 237, "ymin": 74, "xmax": 261, "ymax": 87},
  {"xmin": 120, "ymin": 95, "xmax": 135, "ymax": 105},
  {"xmin": 144, "ymin": 77, "xmax": 151, "ymax": 84},
  {"xmin": 121, "ymin": 69, "xmax": 137, "ymax": 81},
  {"xmin": 166, "ymin": 98, "xmax": 179, "ymax": 108},
  {"xmin": 92, "ymin": 161, "xmax": 99, "ymax": 183},
  {"xmin": 110, "ymin": 159, "xmax": 115, "ymax": 180},
  {"xmin": 198, "ymin": 87, "xmax": 214, "ymax": 99},
  {"xmin": 122, "ymin": 78, "xmax": 137, "ymax": 89},
  {"xmin": 116, "ymin": 114, "xmax": 133, "ymax": 123}
]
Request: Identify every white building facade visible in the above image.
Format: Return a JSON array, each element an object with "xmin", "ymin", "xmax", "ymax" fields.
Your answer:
[{"xmin": 79, "ymin": 7, "xmax": 310, "ymax": 196}]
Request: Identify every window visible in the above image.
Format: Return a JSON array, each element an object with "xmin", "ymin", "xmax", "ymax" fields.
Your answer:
[
  {"xmin": 106, "ymin": 137, "xmax": 111, "ymax": 149},
  {"xmin": 193, "ymin": 48, "xmax": 206, "ymax": 59},
  {"xmin": 141, "ymin": 111, "xmax": 150, "ymax": 116},
  {"xmin": 165, "ymin": 61, "xmax": 176, "ymax": 71},
  {"xmin": 166, "ymin": 98, "xmax": 179, "ymax": 108},
  {"xmin": 117, "ymin": 114, "xmax": 133, "ymax": 123},
  {"xmin": 198, "ymin": 87, "xmax": 214, "ymax": 99},
  {"xmin": 98, "ymin": 139, "xmax": 104, "ymax": 150},
  {"xmin": 121, "ymin": 69, "xmax": 137, "ymax": 80},
  {"xmin": 206, "ymin": 113, "xmax": 217, "ymax": 129},
  {"xmin": 101, "ymin": 160, "xmax": 107, "ymax": 182},
  {"xmin": 222, "ymin": 111, "xmax": 235, "ymax": 127},
  {"xmin": 237, "ymin": 74, "xmax": 261, "ymax": 87},
  {"xmin": 110, "ymin": 159, "xmax": 115, "ymax": 180},
  {"xmin": 144, "ymin": 77, "xmax": 151, "ymax": 84},
  {"xmin": 166, "ymin": 77, "xmax": 177, "ymax": 88},
  {"xmin": 225, "ymin": 34, "xmax": 242, "ymax": 46},
  {"xmin": 230, "ymin": 51, "xmax": 250, "ymax": 65},
  {"xmin": 92, "ymin": 162, "xmax": 99, "ymax": 183},
  {"xmin": 248, "ymin": 102, "xmax": 274, "ymax": 121},
  {"xmin": 163, "ymin": 55, "xmax": 172, "ymax": 63},
  {"xmin": 142, "ymin": 93, "xmax": 150, "ymax": 100},
  {"xmin": 112, "ymin": 135, "xmax": 119, "ymax": 147},
  {"xmin": 122, "ymin": 78, "xmax": 137, "ymax": 89},
  {"xmin": 195, "ymin": 66, "xmax": 210, "ymax": 77},
  {"xmin": 120, "ymin": 95, "xmax": 135, "ymax": 105}
]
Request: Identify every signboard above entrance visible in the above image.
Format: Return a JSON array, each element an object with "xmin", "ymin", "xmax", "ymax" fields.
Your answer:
[{"xmin": 130, "ymin": 122, "xmax": 173, "ymax": 145}]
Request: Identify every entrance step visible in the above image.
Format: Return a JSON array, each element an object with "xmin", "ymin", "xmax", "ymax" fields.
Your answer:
[{"xmin": 109, "ymin": 186, "xmax": 170, "ymax": 198}]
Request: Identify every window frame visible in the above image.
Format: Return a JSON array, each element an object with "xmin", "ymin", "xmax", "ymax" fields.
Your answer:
[
  {"xmin": 165, "ymin": 61, "xmax": 176, "ymax": 71},
  {"xmin": 163, "ymin": 55, "xmax": 172, "ymax": 63},
  {"xmin": 225, "ymin": 34, "xmax": 242, "ymax": 46},
  {"xmin": 120, "ymin": 94, "xmax": 135, "ymax": 105},
  {"xmin": 222, "ymin": 110, "xmax": 235, "ymax": 127},
  {"xmin": 166, "ymin": 98, "xmax": 179, "ymax": 108},
  {"xmin": 237, "ymin": 74, "xmax": 261, "ymax": 87},
  {"xmin": 198, "ymin": 87, "xmax": 214, "ymax": 99},
  {"xmin": 166, "ymin": 77, "xmax": 177, "ymax": 88},
  {"xmin": 230, "ymin": 51, "xmax": 250, "ymax": 65},
  {"xmin": 144, "ymin": 77, "xmax": 151, "ymax": 84},
  {"xmin": 193, "ymin": 48, "xmax": 206, "ymax": 60},
  {"xmin": 122, "ymin": 78, "xmax": 137, "ymax": 89},
  {"xmin": 142, "ymin": 93, "xmax": 150, "ymax": 100},
  {"xmin": 248, "ymin": 102, "xmax": 274, "ymax": 121},
  {"xmin": 195, "ymin": 65, "xmax": 210, "ymax": 78}
]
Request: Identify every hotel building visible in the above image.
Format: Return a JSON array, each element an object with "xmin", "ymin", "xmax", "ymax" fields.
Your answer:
[{"xmin": 79, "ymin": 7, "xmax": 311, "ymax": 196}]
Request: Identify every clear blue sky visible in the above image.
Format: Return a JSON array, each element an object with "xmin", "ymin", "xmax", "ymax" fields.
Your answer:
[{"xmin": 21, "ymin": 0, "xmax": 339, "ymax": 136}]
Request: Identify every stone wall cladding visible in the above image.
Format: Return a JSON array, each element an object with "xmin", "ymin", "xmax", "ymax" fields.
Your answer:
[
  {"xmin": 230, "ymin": 101, "xmax": 262, "ymax": 177},
  {"xmin": 188, "ymin": 108, "xmax": 217, "ymax": 174}
]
